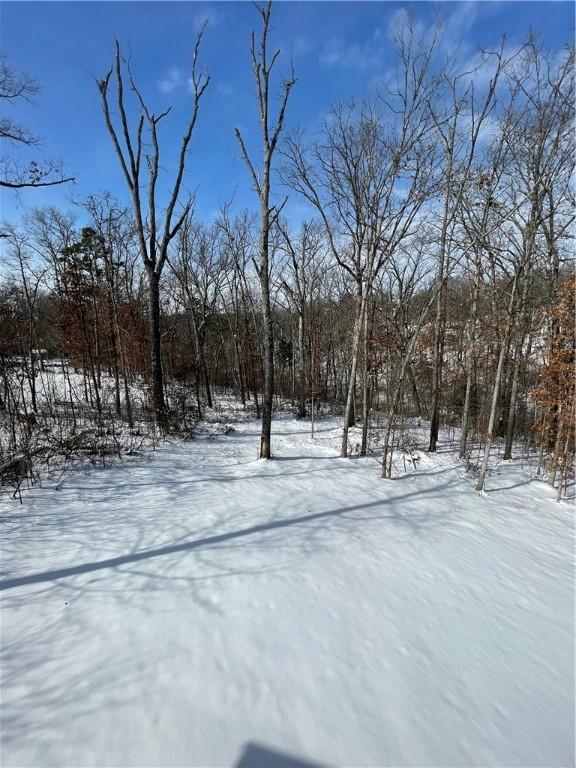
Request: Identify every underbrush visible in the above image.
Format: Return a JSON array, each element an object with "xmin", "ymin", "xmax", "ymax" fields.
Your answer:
[{"xmin": 0, "ymin": 358, "xmax": 200, "ymax": 501}]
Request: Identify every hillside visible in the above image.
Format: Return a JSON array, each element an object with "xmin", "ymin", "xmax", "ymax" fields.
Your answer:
[{"xmin": 1, "ymin": 403, "xmax": 573, "ymax": 767}]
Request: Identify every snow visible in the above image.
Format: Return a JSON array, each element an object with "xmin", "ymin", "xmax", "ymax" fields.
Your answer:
[{"xmin": 1, "ymin": 403, "xmax": 574, "ymax": 768}]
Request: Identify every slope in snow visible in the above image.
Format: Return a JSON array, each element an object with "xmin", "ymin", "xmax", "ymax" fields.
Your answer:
[{"xmin": 0, "ymin": 406, "xmax": 574, "ymax": 767}]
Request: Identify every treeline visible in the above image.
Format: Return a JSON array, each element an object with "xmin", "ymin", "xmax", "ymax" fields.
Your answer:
[{"xmin": 0, "ymin": 5, "xmax": 574, "ymax": 498}]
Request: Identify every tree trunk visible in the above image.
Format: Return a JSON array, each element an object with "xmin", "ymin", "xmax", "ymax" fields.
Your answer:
[
  {"xmin": 107, "ymin": 289, "xmax": 122, "ymax": 418},
  {"xmin": 428, "ymin": 149, "xmax": 453, "ymax": 453},
  {"xmin": 234, "ymin": 334, "xmax": 246, "ymax": 406},
  {"xmin": 148, "ymin": 269, "xmax": 167, "ymax": 429},
  {"xmin": 360, "ymin": 292, "xmax": 370, "ymax": 456},
  {"xmin": 503, "ymin": 342, "xmax": 521, "ymax": 460},
  {"xmin": 503, "ymin": 275, "xmax": 529, "ymax": 460},
  {"xmin": 192, "ymin": 317, "xmax": 213, "ymax": 410},
  {"xmin": 460, "ymin": 257, "xmax": 481, "ymax": 458},
  {"xmin": 259, "ymin": 198, "xmax": 274, "ymax": 459},
  {"xmin": 341, "ymin": 287, "xmax": 365, "ymax": 457},
  {"xmin": 476, "ymin": 274, "xmax": 518, "ymax": 492},
  {"xmin": 428, "ymin": 274, "xmax": 445, "ymax": 452},
  {"xmin": 28, "ymin": 334, "xmax": 37, "ymax": 414},
  {"xmin": 297, "ymin": 311, "xmax": 306, "ymax": 419},
  {"xmin": 407, "ymin": 363, "xmax": 422, "ymax": 418}
]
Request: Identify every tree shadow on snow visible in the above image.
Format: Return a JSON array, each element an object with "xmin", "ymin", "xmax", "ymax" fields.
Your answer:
[
  {"xmin": 0, "ymin": 475, "xmax": 462, "ymax": 757},
  {"xmin": 0, "ymin": 478, "xmax": 461, "ymax": 592}
]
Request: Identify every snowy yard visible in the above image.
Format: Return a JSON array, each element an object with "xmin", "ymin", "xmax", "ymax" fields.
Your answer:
[{"xmin": 0, "ymin": 406, "xmax": 574, "ymax": 767}]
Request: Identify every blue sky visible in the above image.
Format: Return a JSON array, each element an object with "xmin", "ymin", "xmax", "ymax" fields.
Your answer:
[{"xmin": 1, "ymin": 1, "xmax": 573, "ymax": 225}]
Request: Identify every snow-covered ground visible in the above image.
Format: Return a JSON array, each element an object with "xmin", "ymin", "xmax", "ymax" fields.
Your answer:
[{"xmin": 1, "ymin": 403, "xmax": 574, "ymax": 767}]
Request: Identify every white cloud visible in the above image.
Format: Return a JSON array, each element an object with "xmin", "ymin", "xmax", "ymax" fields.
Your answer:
[
  {"xmin": 444, "ymin": 1, "xmax": 480, "ymax": 41},
  {"xmin": 386, "ymin": 4, "xmax": 482, "ymax": 68},
  {"xmin": 440, "ymin": 2, "xmax": 480, "ymax": 62},
  {"xmin": 476, "ymin": 113, "xmax": 501, "ymax": 145},
  {"xmin": 320, "ymin": 31, "xmax": 384, "ymax": 70},
  {"xmin": 159, "ymin": 66, "xmax": 210, "ymax": 96},
  {"xmin": 292, "ymin": 35, "xmax": 312, "ymax": 58},
  {"xmin": 158, "ymin": 67, "xmax": 184, "ymax": 94},
  {"xmin": 386, "ymin": 8, "xmax": 425, "ymax": 43},
  {"xmin": 194, "ymin": 7, "xmax": 221, "ymax": 32},
  {"xmin": 387, "ymin": 8, "xmax": 409, "ymax": 41}
]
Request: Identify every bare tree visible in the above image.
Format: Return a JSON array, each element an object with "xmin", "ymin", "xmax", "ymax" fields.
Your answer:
[
  {"xmin": 475, "ymin": 42, "xmax": 574, "ymax": 491},
  {"xmin": 169, "ymin": 217, "xmax": 228, "ymax": 414},
  {"xmin": 83, "ymin": 193, "xmax": 138, "ymax": 427},
  {"xmin": 283, "ymin": 20, "xmax": 439, "ymax": 457},
  {"xmin": 235, "ymin": 0, "xmax": 296, "ymax": 459},
  {"xmin": 98, "ymin": 32, "xmax": 209, "ymax": 429},
  {"xmin": 217, "ymin": 206, "xmax": 263, "ymax": 415},
  {"xmin": 278, "ymin": 219, "xmax": 326, "ymax": 419},
  {"xmin": 2, "ymin": 226, "xmax": 46, "ymax": 412},
  {"xmin": 426, "ymin": 41, "xmax": 514, "ymax": 452},
  {"xmin": 0, "ymin": 56, "xmax": 74, "ymax": 189}
]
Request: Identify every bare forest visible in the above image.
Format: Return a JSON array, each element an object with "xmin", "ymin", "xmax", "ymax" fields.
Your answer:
[
  {"xmin": 1, "ymin": 5, "xmax": 574, "ymax": 501},
  {"xmin": 1, "ymin": 4, "xmax": 575, "ymax": 767}
]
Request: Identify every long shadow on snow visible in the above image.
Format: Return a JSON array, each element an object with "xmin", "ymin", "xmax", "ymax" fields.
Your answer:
[
  {"xmin": 0, "ymin": 476, "xmax": 463, "ymax": 754},
  {"xmin": 0, "ymin": 479, "xmax": 459, "ymax": 592}
]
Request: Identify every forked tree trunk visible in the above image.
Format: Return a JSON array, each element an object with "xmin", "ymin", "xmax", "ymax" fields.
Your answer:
[
  {"xmin": 98, "ymin": 33, "xmax": 209, "ymax": 432},
  {"xmin": 476, "ymin": 274, "xmax": 518, "ymax": 492},
  {"xmin": 235, "ymin": 2, "xmax": 295, "ymax": 458}
]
